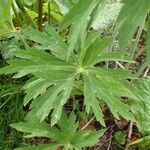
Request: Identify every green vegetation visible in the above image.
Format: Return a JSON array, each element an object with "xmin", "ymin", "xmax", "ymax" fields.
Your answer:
[{"xmin": 1, "ymin": 0, "xmax": 150, "ymax": 149}]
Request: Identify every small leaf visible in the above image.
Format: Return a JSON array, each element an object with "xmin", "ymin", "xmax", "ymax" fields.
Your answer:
[{"xmin": 115, "ymin": 131, "xmax": 126, "ymax": 145}]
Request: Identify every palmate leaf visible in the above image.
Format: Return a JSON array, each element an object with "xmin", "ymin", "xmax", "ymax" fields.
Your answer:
[
  {"xmin": 80, "ymin": 36, "xmax": 136, "ymax": 125},
  {"xmin": 0, "ymin": 25, "xmax": 136, "ymax": 126},
  {"xmin": 0, "ymin": 47, "xmax": 76, "ymax": 125},
  {"xmin": 83, "ymin": 71, "xmax": 135, "ymax": 126},
  {"xmin": 11, "ymin": 112, "xmax": 106, "ymax": 150}
]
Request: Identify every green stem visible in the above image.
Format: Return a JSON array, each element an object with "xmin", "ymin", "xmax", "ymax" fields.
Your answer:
[
  {"xmin": 38, "ymin": 0, "xmax": 43, "ymax": 31},
  {"xmin": 110, "ymin": 24, "xmax": 119, "ymax": 69},
  {"xmin": 25, "ymin": 11, "xmax": 37, "ymax": 29},
  {"xmin": 15, "ymin": 0, "xmax": 37, "ymax": 29},
  {"xmin": 137, "ymin": 14, "xmax": 150, "ymax": 76},
  {"xmin": 136, "ymin": 61, "xmax": 148, "ymax": 76},
  {"xmin": 12, "ymin": 2, "xmax": 22, "ymax": 27},
  {"xmin": 144, "ymin": 13, "xmax": 150, "ymax": 76},
  {"xmin": 132, "ymin": 16, "xmax": 146, "ymax": 58},
  {"xmin": 16, "ymin": 31, "xmax": 29, "ymax": 48},
  {"xmin": 48, "ymin": 2, "xmax": 51, "ymax": 25},
  {"xmin": 125, "ymin": 13, "xmax": 147, "ymax": 69}
]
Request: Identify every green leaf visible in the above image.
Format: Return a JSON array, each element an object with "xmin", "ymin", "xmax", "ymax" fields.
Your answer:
[
  {"xmin": 0, "ymin": 0, "xmax": 13, "ymax": 23},
  {"xmin": 84, "ymin": 75, "xmax": 105, "ymax": 126},
  {"xmin": 91, "ymin": 68, "xmax": 136, "ymax": 80},
  {"xmin": 0, "ymin": 18, "xmax": 137, "ymax": 128},
  {"xmin": 27, "ymin": 78, "xmax": 74, "ymax": 124},
  {"xmin": 83, "ymin": 68, "xmax": 135, "ymax": 124},
  {"xmin": 11, "ymin": 112, "xmax": 105, "ymax": 150},
  {"xmin": 72, "ymin": 129, "xmax": 106, "ymax": 149},
  {"xmin": 95, "ymin": 52, "xmax": 135, "ymax": 64},
  {"xmin": 0, "ymin": 0, "xmax": 14, "ymax": 37},
  {"xmin": 67, "ymin": 12, "xmax": 88, "ymax": 61},
  {"xmin": 54, "ymin": 0, "xmax": 72, "ymax": 15},
  {"xmin": 129, "ymin": 78, "xmax": 150, "ymax": 135},
  {"xmin": 10, "ymin": 119, "xmax": 60, "ymax": 139},
  {"xmin": 82, "ymin": 37, "xmax": 111, "ymax": 66},
  {"xmin": 59, "ymin": 0, "xmax": 98, "ymax": 31},
  {"xmin": 23, "ymin": 78, "xmax": 53, "ymax": 106},
  {"xmin": 117, "ymin": 0, "xmax": 149, "ymax": 50},
  {"xmin": 59, "ymin": 0, "xmax": 99, "ymax": 61},
  {"xmin": 0, "ymin": 47, "xmax": 76, "ymax": 124},
  {"xmin": 114, "ymin": 131, "xmax": 126, "ymax": 145},
  {"xmin": 23, "ymin": 25, "xmax": 68, "ymax": 60},
  {"xmin": 23, "ymin": 0, "xmax": 36, "ymax": 6}
]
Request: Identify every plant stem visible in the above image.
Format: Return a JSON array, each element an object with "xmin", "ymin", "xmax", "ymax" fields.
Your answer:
[
  {"xmin": 12, "ymin": 2, "xmax": 22, "ymax": 27},
  {"xmin": 143, "ymin": 67, "xmax": 149, "ymax": 77},
  {"xmin": 25, "ymin": 11, "xmax": 37, "ymax": 29},
  {"xmin": 126, "ymin": 13, "xmax": 147, "ymax": 69},
  {"xmin": 80, "ymin": 117, "xmax": 94, "ymax": 130},
  {"xmin": 48, "ymin": 2, "xmax": 51, "ymax": 25},
  {"xmin": 116, "ymin": 61, "xmax": 125, "ymax": 69},
  {"xmin": 107, "ymin": 133, "xmax": 112, "ymax": 150},
  {"xmin": 38, "ymin": 0, "xmax": 43, "ymax": 31},
  {"xmin": 132, "ymin": 16, "xmax": 146, "ymax": 58},
  {"xmin": 15, "ymin": 31, "xmax": 29, "ymax": 48},
  {"xmin": 136, "ymin": 61, "xmax": 148, "ymax": 76},
  {"xmin": 125, "ymin": 121, "xmax": 133, "ymax": 150},
  {"xmin": 15, "ymin": 0, "xmax": 37, "ymax": 29}
]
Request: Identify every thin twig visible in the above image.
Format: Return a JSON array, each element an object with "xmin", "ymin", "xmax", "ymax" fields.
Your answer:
[
  {"xmin": 107, "ymin": 136, "xmax": 112, "ymax": 150},
  {"xmin": 80, "ymin": 117, "xmax": 95, "ymax": 130},
  {"xmin": 143, "ymin": 67, "xmax": 149, "ymax": 77},
  {"xmin": 116, "ymin": 61, "xmax": 125, "ymax": 69},
  {"xmin": 125, "ymin": 121, "xmax": 133, "ymax": 150},
  {"xmin": 136, "ymin": 61, "xmax": 148, "ymax": 76}
]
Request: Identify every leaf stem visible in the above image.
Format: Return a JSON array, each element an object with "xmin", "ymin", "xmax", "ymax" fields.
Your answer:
[
  {"xmin": 80, "ymin": 117, "xmax": 94, "ymax": 130},
  {"xmin": 48, "ymin": 2, "xmax": 51, "ymax": 25},
  {"xmin": 15, "ymin": 31, "xmax": 29, "ymax": 48},
  {"xmin": 15, "ymin": 0, "xmax": 37, "ymax": 29},
  {"xmin": 125, "ymin": 121, "xmax": 133, "ymax": 150},
  {"xmin": 38, "ymin": 0, "xmax": 43, "ymax": 31},
  {"xmin": 25, "ymin": 11, "xmax": 37, "ymax": 29},
  {"xmin": 126, "ymin": 13, "xmax": 147, "ymax": 69},
  {"xmin": 143, "ymin": 67, "xmax": 149, "ymax": 77},
  {"xmin": 11, "ymin": 2, "xmax": 22, "ymax": 27},
  {"xmin": 136, "ymin": 61, "xmax": 148, "ymax": 76}
]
